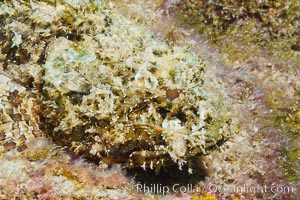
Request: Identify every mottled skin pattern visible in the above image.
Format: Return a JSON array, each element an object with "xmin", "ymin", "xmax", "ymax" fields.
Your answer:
[
  {"xmin": 0, "ymin": 0, "xmax": 234, "ymax": 169},
  {"xmin": 0, "ymin": 74, "xmax": 42, "ymax": 154}
]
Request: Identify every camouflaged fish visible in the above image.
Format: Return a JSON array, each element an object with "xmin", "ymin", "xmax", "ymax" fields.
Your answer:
[{"xmin": 0, "ymin": 0, "xmax": 234, "ymax": 169}]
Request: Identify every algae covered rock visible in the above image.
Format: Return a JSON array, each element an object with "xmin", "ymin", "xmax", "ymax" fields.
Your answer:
[
  {"xmin": 0, "ymin": 0, "xmax": 234, "ymax": 169},
  {"xmin": 178, "ymin": 0, "xmax": 300, "ymax": 64}
]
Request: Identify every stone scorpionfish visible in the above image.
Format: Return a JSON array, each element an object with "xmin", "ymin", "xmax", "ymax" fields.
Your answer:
[{"xmin": 0, "ymin": 0, "xmax": 234, "ymax": 170}]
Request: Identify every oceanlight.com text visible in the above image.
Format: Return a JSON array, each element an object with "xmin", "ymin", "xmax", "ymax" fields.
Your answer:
[
  {"xmin": 208, "ymin": 183, "xmax": 295, "ymax": 195},
  {"xmin": 136, "ymin": 183, "xmax": 296, "ymax": 196}
]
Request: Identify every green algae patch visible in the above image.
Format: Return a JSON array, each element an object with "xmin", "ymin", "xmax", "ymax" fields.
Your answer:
[
  {"xmin": 178, "ymin": 0, "xmax": 300, "ymax": 65},
  {"xmin": 266, "ymin": 85, "xmax": 300, "ymax": 182},
  {"xmin": 272, "ymin": 110, "xmax": 300, "ymax": 182}
]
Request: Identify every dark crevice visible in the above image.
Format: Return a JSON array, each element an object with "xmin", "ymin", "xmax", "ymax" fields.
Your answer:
[{"xmin": 126, "ymin": 158, "xmax": 208, "ymax": 189}]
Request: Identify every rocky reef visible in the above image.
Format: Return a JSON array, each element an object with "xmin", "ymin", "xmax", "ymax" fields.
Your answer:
[{"xmin": 1, "ymin": 0, "xmax": 299, "ymax": 199}]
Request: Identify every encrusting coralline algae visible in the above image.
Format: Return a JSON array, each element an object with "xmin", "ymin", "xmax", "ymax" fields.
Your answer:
[{"xmin": 0, "ymin": 0, "xmax": 235, "ymax": 170}]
